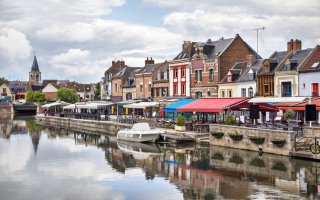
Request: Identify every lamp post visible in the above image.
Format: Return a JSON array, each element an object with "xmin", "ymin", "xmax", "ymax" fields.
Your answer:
[{"xmin": 252, "ymin": 27, "xmax": 265, "ymax": 58}]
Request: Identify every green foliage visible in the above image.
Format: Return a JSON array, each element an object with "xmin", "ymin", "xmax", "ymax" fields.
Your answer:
[
  {"xmin": 26, "ymin": 120, "xmax": 43, "ymax": 132},
  {"xmin": 26, "ymin": 90, "xmax": 46, "ymax": 103},
  {"xmin": 284, "ymin": 109, "xmax": 295, "ymax": 121},
  {"xmin": 57, "ymin": 87, "xmax": 79, "ymax": 103},
  {"xmin": 94, "ymin": 82, "xmax": 101, "ymax": 100},
  {"xmin": 224, "ymin": 115, "xmax": 237, "ymax": 125},
  {"xmin": 0, "ymin": 77, "xmax": 8, "ymax": 86},
  {"xmin": 176, "ymin": 114, "xmax": 186, "ymax": 126}
]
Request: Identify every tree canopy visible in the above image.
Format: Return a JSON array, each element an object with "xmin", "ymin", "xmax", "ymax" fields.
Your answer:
[
  {"xmin": 94, "ymin": 82, "xmax": 101, "ymax": 100},
  {"xmin": 26, "ymin": 90, "xmax": 46, "ymax": 103},
  {"xmin": 57, "ymin": 87, "xmax": 79, "ymax": 103},
  {"xmin": 0, "ymin": 77, "xmax": 9, "ymax": 86}
]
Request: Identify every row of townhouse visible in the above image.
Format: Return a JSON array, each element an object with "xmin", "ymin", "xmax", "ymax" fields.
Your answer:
[
  {"xmin": 0, "ymin": 55, "xmax": 96, "ymax": 102},
  {"xmin": 219, "ymin": 39, "xmax": 320, "ymax": 98},
  {"xmin": 102, "ymin": 35, "xmax": 320, "ymax": 102}
]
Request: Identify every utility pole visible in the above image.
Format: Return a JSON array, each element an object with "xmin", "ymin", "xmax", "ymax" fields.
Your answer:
[{"xmin": 252, "ymin": 27, "xmax": 265, "ymax": 58}]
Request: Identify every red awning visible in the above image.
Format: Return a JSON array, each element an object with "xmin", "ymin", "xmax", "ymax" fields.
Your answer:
[
  {"xmin": 177, "ymin": 98, "xmax": 248, "ymax": 113},
  {"xmin": 278, "ymin": 98, "xmax": 320, "ymax": 111}
]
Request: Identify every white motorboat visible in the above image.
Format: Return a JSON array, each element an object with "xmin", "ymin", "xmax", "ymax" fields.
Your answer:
[
  {"xmin": 117, "ymin": 141, "xmax": 162, "ymax": 159},
  {"xmin": 117, "ymin": 123, "xmax": 163, "ymax": 143}
]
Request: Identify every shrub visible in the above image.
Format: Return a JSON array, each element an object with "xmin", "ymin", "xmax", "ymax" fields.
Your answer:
[
  {"xmin": 224, "ymin": 115, "xmax": 237, "ymax": 125},
  {"xmin": 284, "ymin": 109, "xmax": 295, "ymax": 121},
  {"xmin": 176, "ymin": 114, "xmax": 187, "ymax": 126}
]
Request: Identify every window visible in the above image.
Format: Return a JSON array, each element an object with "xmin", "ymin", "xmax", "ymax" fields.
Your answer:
[
  {"xmin": 195, "ymin": 70, "xmax": 202, "ymax": 82},
  {"xmin": 199, "ymin": 70, "xmax": 202, "ymax": 81},
  {"xmin": 209, "ymin": 69, "xmax": 214, "ymax": 81},
  {"xmin": 174, "ymin": 69, "xmax": 178, "ymax": 78},
  {"xmin": 248, "ymin": 87, "xmax": 253, "ymax": 97},
  {"xmin": 140, "ymin": 85, "xmax": 143, "ymax": 92},
  {"xmin": 227, "ymin": 74, "xmax": 232, "ymax": 82},
  {"xmin": 311, "ymin": 61, "xmax": 320, "ymax": 69},
  {"xmin": 115, "ymin": 84, "xmax": 117, "ymax": 92},
  {"xmin": 195, "ymin": 91, "xmax": 202, "ymax": 99},
  {"xmin": 160, "ymin": 71, "xmax": 164, "ymax": 80},
  {"xmin": 281, "ymin": 82, "xmax": 292, "ymax": 97},
  {"xmin": 311, "ymin": 83, "xmax": 319, "ymax": 97},
  {"xmin": 181, "ymin": 84, "xmax": 186, "ymax": 95},
  {"xmin": 173, "ymin": 84, "xmax": 178, "ymax": 95},
  {"xmin": 148, "ymin": 84, "xmax": 151, "ymax": 92},
  {"xmin": 221, "ymin": 90, "xmax": 225, "ymax": 97},
  {"xmin": 241, "ymin": 88, "xmax": 246, "ymax": 97},
  {"xmin": 181, "ymin": 68, "xmax": 186, "ymax": 78},
  {"xmin": 3, "ymin": 88, "xmax": 6, "ymax": 93},
  {"xmin": 166, "ymin": 69, "xmax": 169, "ymax": 79},
  {"xmin": 207, "ymin": 91, "xmax": 211, "ymax": 97},
  {"xmin": 227, "ymin": 89, "xmax": 232, "ymax": 97},
  {"xmin": 195, "ymin": 70, "xmax": 198, "ymax": 81}
]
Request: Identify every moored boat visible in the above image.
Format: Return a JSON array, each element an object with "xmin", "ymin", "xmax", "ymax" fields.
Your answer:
[{"xmin": 117, "ymin": 122, "xmax": 163, "ymax": 143}]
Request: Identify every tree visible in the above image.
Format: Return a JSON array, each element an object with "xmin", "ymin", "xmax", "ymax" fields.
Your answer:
[
  {"xmin": 26, "ymin": 91, "xmax": 46, "ymax": 103},
  {"xmin": 284, "ymin": 109, "xmax": 295, "ymax": 121},
  {"xmin": 57, "ymin": 87, "xmax": 79, "ymax": 103},
  {"xmin": 94, "ymin": 82, "xmax": 101, "ymax": 100},
  {"xmin": 0, "ymin": 77, "xmax": 8, "ymax": 86}
]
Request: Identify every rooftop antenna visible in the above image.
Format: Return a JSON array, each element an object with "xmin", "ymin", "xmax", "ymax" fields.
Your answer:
[{"xmin": 252, "ymin": 27, "xmax": 265, "ymax": 58}]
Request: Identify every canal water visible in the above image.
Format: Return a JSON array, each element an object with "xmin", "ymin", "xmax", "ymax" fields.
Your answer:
[{"xmin": 0, "ymin": 116, "xmax": 319, "ymax": 200}]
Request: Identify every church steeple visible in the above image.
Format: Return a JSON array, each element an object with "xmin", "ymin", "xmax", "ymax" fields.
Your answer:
[{"xmin": 29, "ymin": 51, "xmax": 42, "ymax": 85}]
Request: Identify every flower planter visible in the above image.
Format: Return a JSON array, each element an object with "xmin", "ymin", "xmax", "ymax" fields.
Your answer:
[
  {"xmin": 229, "ymin": 134, "xmax": 243, "ymax": 141},
  {"xmin": 211, "ymin": 132, "xmax": 224, "ymax": 139},
  {"xmin": 271, "ymin": 140, "xmax": 286, "ymax": 147},
  {"xmin": 229, "ymin": 154, "xmax": 244, "ymax": 164},
  {"xmin": 212, "ymin": 152, "xmax": 224, "ymax": 160},
  {"xmin": 249, "ymin": 137, "xmax": 265, "ymax": 145},
  {"xmin": 250, "ymin": 158, "xmax": 266, "ymax": 168},
  {"xmin": 175, "ymin": 125, "xmax": 186, "ymax": 132},
  {"xmin": 272, "ymin": 162, "xmax": 287, "ymax": 172}
]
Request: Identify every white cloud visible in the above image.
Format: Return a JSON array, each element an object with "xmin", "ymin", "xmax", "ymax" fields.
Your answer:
[
  {"xmin": 0, "ymin": 27, "xmax": 32, "ymax": 62},
  {"xmin": 51, "ymin": 49, "xmax": 91, "ymax": 65}
]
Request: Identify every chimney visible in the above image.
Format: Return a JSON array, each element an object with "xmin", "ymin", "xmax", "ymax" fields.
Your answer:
[
  {"xmin": 246, "ymin": 54, "xmax": 256, "ymax": 66},
  {"xmin": 183, "ymin": 41, "xmax": 190, "ymax": 51},
  {"xmin": 112, "ymin": 61, "xmax": 115, "ymax": 65},
  {"xmin": 145, "ymin": 57, "xmax": 154, "ymax": 65},
  {"xmin": 287, "ymin": 39, "xmax": 302, "ymax": 52}
]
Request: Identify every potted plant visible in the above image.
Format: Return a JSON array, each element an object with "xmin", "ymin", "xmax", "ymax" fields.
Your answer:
[
  {"xmin": 224, "ymin": 115, "xmax": 238, "ymax": 126},
  {"xmin": 284, "ymin": 109, "xmax": 295, "ymax": 124},
  {"xmin": 211, "ymin": 132, "xmax": 224, "ymax": 139},
  {"xmin": 271, "ymin": 139, "xmax": 286, "ymax": 147},
  {"xmin": 175, "ymin": 114, "xmax": 187, "ymax": 131},
  {"xmin": 249, "ymin": 136, "xmax": 265, "ymax": 145},
  {"xmin": 229, "ymin": 131, "xmax": 243, "ymax": 141}
]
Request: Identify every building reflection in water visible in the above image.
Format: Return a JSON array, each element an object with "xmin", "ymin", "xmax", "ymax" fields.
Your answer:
[{"xmin": 1, "ymin": 117, "xmax": 320, "ymax": 199}]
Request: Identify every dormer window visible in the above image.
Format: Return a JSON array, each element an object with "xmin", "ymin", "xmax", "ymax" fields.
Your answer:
[
  {"xmin": 227, "ymin": 71, "xmax": 232, "ymax": 82},
  {"xmin": 248, "ymin": 69, "xmax": 254, "ymax": 80}
]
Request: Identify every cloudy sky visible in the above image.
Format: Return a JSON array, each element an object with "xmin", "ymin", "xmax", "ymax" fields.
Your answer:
[{"xmin": 1, "ymin": 0, "xmax": 319, "ymax": 83}]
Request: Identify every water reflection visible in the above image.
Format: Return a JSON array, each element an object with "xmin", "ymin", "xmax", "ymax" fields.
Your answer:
[{"xmin": 0, "ymin": 117, "xmax": 319, "ymax": 200}]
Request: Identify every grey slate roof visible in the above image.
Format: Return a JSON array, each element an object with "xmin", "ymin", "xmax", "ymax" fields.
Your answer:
[
  {"xmin": 277, "ymin": 48, "xmax": 313, "ymax": 71},
  {"xmin": 31, "ymin": 55, "xmax": 40, "ymax": 71},
  {"xmin": 137, "ymin": 63, "xmax": 163, "ymax": 74},
  {"xmin": 221, "ymin": 62, "xmax": 247, "ymax": 82},
  {"xmin": 113, "ymin": 66, "xmax": 138, "ymax": 78},
  {"xmin": 173, "ymin": 38, "xmax": 234, "ymax": 61},
  {"xmin": 238, "ymin": 59, "xmax": 263, "ymax": 82},
  {"xmin": 8, "ymin": 81, "xmax": 28, "ymax": 93}
]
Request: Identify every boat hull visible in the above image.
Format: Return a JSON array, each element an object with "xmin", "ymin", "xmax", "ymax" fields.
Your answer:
[{"xmin": 117, "ymin": 130, "xmax": 161, "ymax": 143}]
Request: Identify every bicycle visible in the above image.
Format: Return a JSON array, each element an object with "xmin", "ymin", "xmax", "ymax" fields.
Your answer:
[{"xmin": 310, "ymin": 138, "xmax": 320, "ymax": 154}]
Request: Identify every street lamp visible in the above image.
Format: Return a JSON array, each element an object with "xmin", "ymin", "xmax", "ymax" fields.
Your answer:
[{"xmin": 252, "ymin": 27, "xmax": 265, "ymax": 58}]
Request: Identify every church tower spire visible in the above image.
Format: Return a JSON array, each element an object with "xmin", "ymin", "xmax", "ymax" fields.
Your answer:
[{"xmin": 29, "ymin": 51, "xmax": 42, "ymax": 85}]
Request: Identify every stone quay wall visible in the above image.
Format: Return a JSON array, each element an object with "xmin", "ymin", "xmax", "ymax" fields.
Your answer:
[
  {"xmin": 209, "ymin": 124, "xmax": 295, "ymax": 156},
  {"xmin": 303, "ymin": 127, "xmax": 320, "ymax": 138},
  {"xmin": 35, "ymin": 115, "xmax": 132, "ymax": 135}
]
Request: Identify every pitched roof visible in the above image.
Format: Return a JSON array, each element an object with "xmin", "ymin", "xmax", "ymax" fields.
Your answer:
[
  {"xmin": 31, "ymin": 55, "xmax": 40, "ymax": 71},
  {"xmin": 173, "ymin": 38, "xmax": 234, "ymax": 61},
  {"xmin": 277, "ymin": 48, "xmax": 313, "ymax": 71},
  {"xmin": 137, "ymin": 63, "xmax": 163, "ymax": 74},
  {"xmin": 221, "ymin": 62, "xmax": 247, "ymax": 82},
  {"xmin": 238, "ymin": 59, "xmax": 263, "ymax": 82},
  {"xmin": 113, "ymin": 66, "xmax": 138, "ymax": 78},
  {"xmin": 31, "ymin": 85, "xmax": 45, "ymax": 91},
  {"xmin": 8, "ymin": 81, "xmax": 28, "ymax": 92}
]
